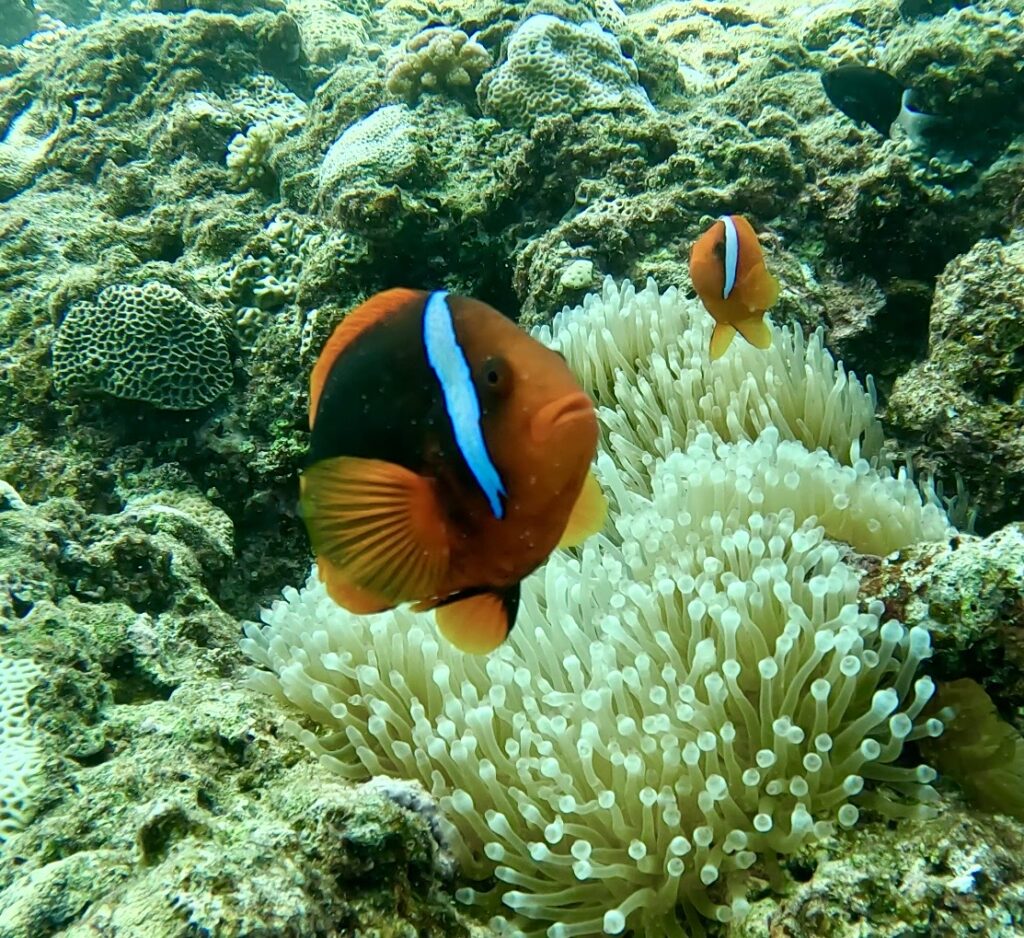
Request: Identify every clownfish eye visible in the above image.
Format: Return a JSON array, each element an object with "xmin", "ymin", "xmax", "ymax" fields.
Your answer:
[
  {"xmin": 713, "ymin": 239, "xmax": 726, "ymax": 259},
  {"xmin": 479, "ymin": 355, "xmax": 511, "ymax": 394}
]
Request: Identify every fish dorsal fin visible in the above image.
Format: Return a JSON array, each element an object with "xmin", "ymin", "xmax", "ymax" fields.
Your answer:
[
  {"xmin": 733, "ymin": 315, "xmax": 773, "ymax": 350},
  {"xmin": 432, "ymin": 585, "xmax": 520, "ymax": 654},
  {"xmin": 300, "ymin": 455, "xmax": 449, "ymax": 606},
  {"xmin": 309, "ymin": 288, "xmax": 426, "ymax": 428},
  {"xmin": 558, "ymin": 469, "xmax": 607, "ymax": 548},
  {"xmin": 710, "ymin": 322, "xmax": 738, "ymax": 360}
]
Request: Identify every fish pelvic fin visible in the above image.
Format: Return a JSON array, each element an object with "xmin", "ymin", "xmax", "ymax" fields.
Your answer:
[
  {"xmin": 558, "ymin": 469, "xmax": 607, "ymax": 548},
  {"xmin": 734, "ymin": 315, "xmax": 773, "ymax": 351},
  {"xmin": 709, "ymin": 322, "xmax": 738, "ymax": 360},
  {"xmin": 300, "ymin": 456, "xmax": 449, "ymax": 608},
  {"xmin": 430, "ymin": 584, "xmax": 520, "ymax": 654}
]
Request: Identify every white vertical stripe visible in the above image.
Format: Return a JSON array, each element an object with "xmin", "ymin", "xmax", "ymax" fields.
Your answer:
[
  {"xmin": 719, "ymin": 215, "xmax": 739, "ymax": 300},
  {"xmin": 422, "ymin": 291, "xmax": 506, "ymax": 519}
]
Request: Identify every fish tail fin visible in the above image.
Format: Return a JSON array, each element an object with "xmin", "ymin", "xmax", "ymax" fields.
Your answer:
[
  {"xmin": 710, "ymin": 323, "xmax": 737, "ymax": 360},
  {"xmin": 432, "ymin": 585, "xmax": 520, "ymax": 654}
]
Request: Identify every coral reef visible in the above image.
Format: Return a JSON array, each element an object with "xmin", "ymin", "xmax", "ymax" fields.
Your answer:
[
  {"xmin": 0, "ymin": 0, "xmax": 1022, "ymax": 933},
  {"xmin": 731, "ymin": 805, "xmax": 1024, "ymax": 937},
  {"xmin": 0, "ymin": 0, "xmax": 36, "ymax": 46},
  {"xmin": 478, "ymin": 13, "xmax": 653, "ymax": 127},
  {"xmin": 52, "ymin": 283, "xmax": 234, "ymax": 410},
  {"xmin": 386, "ymin": 26, "xmax": 491, "ymax": 104},
  {"xmin": 0, "ymin": 646, "xmax": 43, "ymax": 843},
  {"xmin": 885, "ymin": 235, "xmax": 1024, "ymax": 532},
  {"xmin": 859, "ymin": 523, "xmax": 1024, "ymax": 709},
  {"xmin": 0, "ymin": 479, "xmax": 478, "ymax": 936}
]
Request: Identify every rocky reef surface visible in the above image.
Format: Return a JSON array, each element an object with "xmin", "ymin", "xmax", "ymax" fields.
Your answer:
[{"xmin": 1, "ymin": 0, "xmax": 1023, "ymax": 934}]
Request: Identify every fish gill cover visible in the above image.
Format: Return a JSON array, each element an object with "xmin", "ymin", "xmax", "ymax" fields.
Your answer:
[{"xmin": 0, "ymin": 0, "xmax": 1023, "ymax": 936}]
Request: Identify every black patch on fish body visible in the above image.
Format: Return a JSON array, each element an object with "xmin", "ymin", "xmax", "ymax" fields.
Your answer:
[
  {"xmin": 821, "ymin": 66, "xmax": 905, "ymax": 137},
  {"xmin": 306, "ymin": 297, "xmax": 474, "ymax": 503}
]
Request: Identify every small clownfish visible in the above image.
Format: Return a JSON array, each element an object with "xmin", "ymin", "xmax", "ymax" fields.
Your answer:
[
  {"xmin": 689, "ymin": 214, "xmax": 780, "ymax": 361},
  {"xmin": 300, "ymin": 288, "xmax": 607, "ymax": 655}
]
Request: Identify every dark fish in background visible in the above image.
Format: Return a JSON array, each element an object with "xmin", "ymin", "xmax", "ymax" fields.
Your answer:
[
  {"xmin": 898, "ymin": 0, "xmax": 966, "ymax": 20},
  {"xmin": 820, "ymin": 65, "xmax": 954, "ymax": 149},
  {"xmin": 821, "ymin": 65, "xmax": 906, "ymax": 136}
]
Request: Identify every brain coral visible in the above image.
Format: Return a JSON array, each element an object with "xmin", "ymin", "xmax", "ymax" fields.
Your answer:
[
  {"xmin": 386, "ymin": 26, "xmax": 492, "ymax": 103},
  {"xmin": 477, "ymin": 14, "xmax": 653, "ymax": 127},
  {"xmin": 243, "ymin": 279, "xmax": 951, "ymax": 936},
  {"xmin": 0, "ymin": 654, "xmax": 44, "ymax": 843},
  {"xmin": 52, "ymin": 283, "xmax": 232, "ymax": 410}
]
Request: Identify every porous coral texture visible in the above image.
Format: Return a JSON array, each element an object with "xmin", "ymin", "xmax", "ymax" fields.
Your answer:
[
  {"xmin": 0, "ymin": 654, "xmax": 44, "ymax": 843},
  {"xmin": 386, "ymin": 26, "xmax": 491, "ymax": 103},
  {"xmin": 318, "ymin": 104, "xmax": 418, "ymax": 198},
  {"xmin": 243, "ymin": 279, "xmax": 953, "ymax": 936},
  {"xmin": 52, "ymin": 283, "xmax": 232, "ymax": 410},
  {"xmin": 477, "ymin": 14, "xmax": 653, "ymax": 127}
]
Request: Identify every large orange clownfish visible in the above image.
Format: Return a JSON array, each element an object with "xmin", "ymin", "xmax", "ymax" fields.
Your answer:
[
  {"xmin": 300, "ymin": 288, "xmax": 607, "ymax": 654},
  {"xmin": 689, "ymin": 214, "xmax": 780, "ymax": 360}
]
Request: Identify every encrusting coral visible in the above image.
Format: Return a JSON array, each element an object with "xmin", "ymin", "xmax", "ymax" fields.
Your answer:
[
  {"xmin": 0, "ymin": 651, "xmax": 44, "ymax": 844},
  {"xmin": 243, "ymin": 279, "xmax": 952, "ymax": 936},
  {"xmin": 477, "ymin": 14, "xmax": 653, "ymax": 127}
]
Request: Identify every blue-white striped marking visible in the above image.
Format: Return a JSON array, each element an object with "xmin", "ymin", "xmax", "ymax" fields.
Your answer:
[
  {"xmin": 422, "ymin": 290, "xmax": 507, "ymax": 519},
  {"xmin": 719, "ymin": 215, "xmax": 739, "ymax": 299}
]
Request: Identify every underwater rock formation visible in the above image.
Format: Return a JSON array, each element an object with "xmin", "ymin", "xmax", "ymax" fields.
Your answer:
[{"xmin": 886, "ymin": 235, "xmax": 1024, "ymax": 532}]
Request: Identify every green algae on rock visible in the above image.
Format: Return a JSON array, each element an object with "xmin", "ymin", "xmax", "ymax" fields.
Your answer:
[
  {"xmin": 859, "ymin": 523, "xmax": 1024, "ymax": 710},
  {"xmin": 886, "ymin": 236, "xmax": 1024, "ymax": 531},
  {"xmin": 729, "ymin": 804, "xmax": 1024, "ymax": 938}
]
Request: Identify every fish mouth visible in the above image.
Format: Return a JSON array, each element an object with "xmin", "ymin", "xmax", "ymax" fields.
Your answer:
[{"xmin": 532, "ymin": 392, "xmax": 596, "ymax": 442}]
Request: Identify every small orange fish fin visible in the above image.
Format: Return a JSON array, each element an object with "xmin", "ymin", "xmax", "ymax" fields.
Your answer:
[
  {"xmin": 317, "ymin": 556, "xmax": 393, "ymax": 614},
  {"xmin": 739, "ymin": 267, "xmax": 780, "ymax": 314},
  {"xmin": 558, "ymin": 469, "xmax": 607, "ymax": 548},
  {"xmin": 733, "ymin": 315, "xmax": 773, "ymax": 350},
  {"xmin": 433, "ymin": 585, "xmax": 520, "ymax": 655},
  {"xmin": 709, "ymin": 322, "xmax": 737, "ymax": 360},
  {"xmin": 300, "ymin": 456, "xmax": 449, "ymax": 606},
  {"xmin": 309, "ymin": 288, "xmax": 427, "ymax": 428}
]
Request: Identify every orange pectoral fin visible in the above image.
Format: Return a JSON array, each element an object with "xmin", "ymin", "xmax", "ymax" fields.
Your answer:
[
  {"xmin": 300, "ymin": 456, "xmax": 449, "ymax": 607},
  {"xmin": 710, "ymin": 323, "xmax": 737, "ymax": 360},
  {"xmin": 734, "ymin": 315, "xmax": 773, "ymax": 350},
  {"xmin": 558, "ymin": 470, "xmax": 607, "ymax": 548},
  {"xmin": 433, "ymin": 586, "xmax": 520, "ymax": 655}
]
